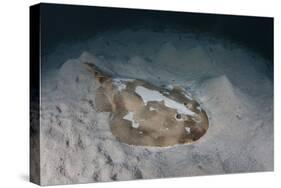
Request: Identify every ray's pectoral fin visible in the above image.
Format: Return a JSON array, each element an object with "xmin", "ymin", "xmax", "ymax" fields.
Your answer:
[
  {"xmin": 83, "ymin": 62, "xmax": 111, "ymax": 84},
  {"xmin": 83, "ymin": 62, "xmax": 113, "ymax": 112},
  {"xmin": 95, "ymin": 87, "xmax": 113, "ymax": 112}
]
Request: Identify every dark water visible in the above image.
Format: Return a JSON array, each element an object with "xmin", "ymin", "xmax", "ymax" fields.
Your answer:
[{"xmin": 40, "ymin": 3, "xmax": 273, "ymax": 62}]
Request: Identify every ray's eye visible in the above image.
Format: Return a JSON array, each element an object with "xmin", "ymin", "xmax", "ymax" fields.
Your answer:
[
  {"xmin": 184, "ymin": 102, "xmax": 187, "ymax": 106},
  {"xmin": 176, "ymin": 114, "xmax": 182, "ymax": 119}
]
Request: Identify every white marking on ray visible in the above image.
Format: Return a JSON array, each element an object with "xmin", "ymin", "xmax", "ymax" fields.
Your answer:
[
  {"xmin": 149, "ymin": 107, "xmax": 157, "ymax": 111},
  {"xmin": 185, "ymin": 127, "xmax": 191, "ymax": 134},
  {"xmin": 135, "ymin": 86, "xmax": 195, "ymax": 116},
  {"xmin": 123, "ymin": 111, "xmax": 139, "ymax": 128}
]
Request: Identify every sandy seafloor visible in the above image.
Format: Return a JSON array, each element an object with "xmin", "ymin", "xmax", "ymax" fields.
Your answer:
[{"xmin": 39, "ymin": 29, "xmax": 273, "ymax": 185}]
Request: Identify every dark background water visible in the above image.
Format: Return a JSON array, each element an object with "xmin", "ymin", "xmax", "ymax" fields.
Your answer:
[{"xmin": 39, "ymin": 3, "xmax": 273, "ymax": 62}]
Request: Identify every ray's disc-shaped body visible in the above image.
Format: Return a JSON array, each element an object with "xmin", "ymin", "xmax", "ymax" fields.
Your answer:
[{"xmin": 84, "ymin": 62, "xmax": 209, "ymax": 147}]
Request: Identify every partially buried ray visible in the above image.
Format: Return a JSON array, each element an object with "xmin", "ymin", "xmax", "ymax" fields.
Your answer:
[{"xmin": 84, "ymin": 62, "xmax": 209, "ymax": 147}]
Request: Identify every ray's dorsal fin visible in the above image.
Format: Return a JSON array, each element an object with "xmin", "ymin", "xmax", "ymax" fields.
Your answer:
[{"xmin": 83, "ymin": 62, "xmax": 111, "ymax": 84}]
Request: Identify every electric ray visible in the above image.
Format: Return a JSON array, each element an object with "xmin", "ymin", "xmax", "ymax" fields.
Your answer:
[{"xmin": 84, "ymin": 62, "xmax": 209, "ymax": 147}]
